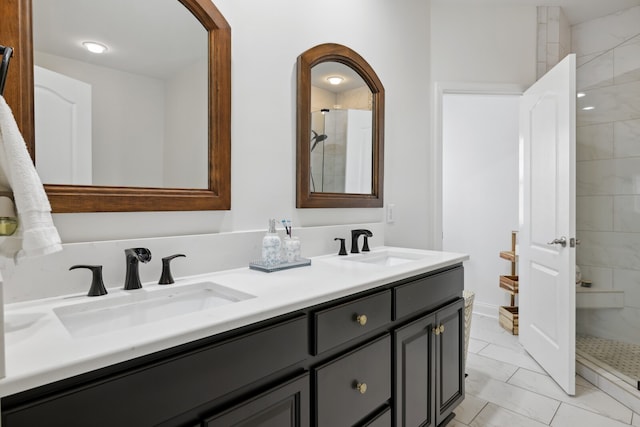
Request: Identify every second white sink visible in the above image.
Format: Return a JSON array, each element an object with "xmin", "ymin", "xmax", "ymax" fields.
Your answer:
[
  {"xmin": 344, "ymin": 250, "xmax": 427, "ymax": 267},
  {"xmin": 54, "ymin": 282, "xmax": 255, "ymax": 338}
]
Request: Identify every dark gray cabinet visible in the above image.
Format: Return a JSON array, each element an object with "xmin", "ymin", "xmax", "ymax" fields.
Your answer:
[
  {"xmin": 1, "ymin": 264, "xmax": 465, "ymax": 427},
  {"xmin": 393, "ymin": 298, "xmax": 465, "ymax": 427}
]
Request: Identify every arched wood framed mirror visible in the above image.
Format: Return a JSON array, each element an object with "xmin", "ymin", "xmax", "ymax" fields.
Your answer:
[
  {"xmin": 0, "ymin": 0, "xmax": 230, "ymax": 212},
  {"xmin": 296, "ymin": 43, "xmax": 384, "ymax": 208}
]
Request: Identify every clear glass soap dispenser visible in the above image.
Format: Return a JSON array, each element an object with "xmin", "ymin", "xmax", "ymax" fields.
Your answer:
[{"xmin": 262, "ymin": 219, "xmax": 282, "ymax": 267}]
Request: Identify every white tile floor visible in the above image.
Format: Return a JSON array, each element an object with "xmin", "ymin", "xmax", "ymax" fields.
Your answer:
[{"xmin": 452, "ymin": 314, "xmax": 640, "ymax": 427}]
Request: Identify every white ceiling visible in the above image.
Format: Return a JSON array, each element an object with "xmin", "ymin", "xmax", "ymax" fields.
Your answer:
[
  {"xmin": 435, "ymin": 0, "xmax": 640, "ymax": 25},
  {"xmin": 32, "ymin": 0, "xmax": 206, "ymax": 80}
]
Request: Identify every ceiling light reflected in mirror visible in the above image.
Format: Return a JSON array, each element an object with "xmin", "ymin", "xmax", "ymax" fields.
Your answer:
[{"xmin": 82, "ymin": 41, "xmax": 108, "ymax": 54}]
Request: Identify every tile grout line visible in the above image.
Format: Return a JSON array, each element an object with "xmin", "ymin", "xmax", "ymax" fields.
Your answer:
[
  {"xmin": 503, "ymin": 367, "xmax": 635, "ymax": 423},
  {"xmin": 548, "ymin": 400, "xmax": 562, "ymax": 426},
  {"xmin": 466, "ymin": 400, "xmax": 489, "ymax": 427}
]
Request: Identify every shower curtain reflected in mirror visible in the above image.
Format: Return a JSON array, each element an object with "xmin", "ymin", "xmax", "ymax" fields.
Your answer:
[{"xmin": 310, "ymin": 109, "xmax": 372, "ymax": 194}]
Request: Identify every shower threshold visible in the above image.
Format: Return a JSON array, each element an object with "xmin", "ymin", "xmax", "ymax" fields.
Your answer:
[{"xmin": 576, "ymin": 335, "xmax": 640, "ymax": 390}]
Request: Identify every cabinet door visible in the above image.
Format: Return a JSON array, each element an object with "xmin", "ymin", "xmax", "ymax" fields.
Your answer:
[
  {"xmin": 435, "ymin": 299, "xmax": 465, "ymax": 425},
  {"xmin": 204, "ymin": 374, "xmax": 309, "ymax": 427},
  {"xmin": 393, "ymin": 313, "xmax": 436, "ymax": 427}
]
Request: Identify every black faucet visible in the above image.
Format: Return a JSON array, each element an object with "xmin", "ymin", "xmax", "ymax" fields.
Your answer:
[
  {"xmin": 351, "ymin": 229, "xmax": 373, "ymax": 254},
  {"xmin": 69, "ymin": 265, "xmax": 108, "ymax": 297},
  {"xmin": 159, "ymin": 254, "xmax": 186, "ymax": 285},
  {"xmin": 124, "ymin": 248, "xmax": 152, "ymax": 290}
]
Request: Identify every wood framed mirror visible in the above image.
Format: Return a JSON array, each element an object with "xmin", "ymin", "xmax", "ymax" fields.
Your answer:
[
  {"xmin": 296, "ymin": 43, "xmax": 384, "ymax": 208},
  {"xmin": 0, "ymin": 0, "xmax": 230, "ymax": 212}
]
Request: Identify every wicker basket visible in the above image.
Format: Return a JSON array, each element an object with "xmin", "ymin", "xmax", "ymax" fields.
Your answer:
[{"xmin": 463, "ymin": 290, "xmax": 475, "ymax": 363}]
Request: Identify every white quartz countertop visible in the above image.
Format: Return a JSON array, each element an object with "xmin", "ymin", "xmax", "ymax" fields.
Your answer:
[{"xmin": 1, "ymin": 247, "xmax": 467, "ymax": 398}]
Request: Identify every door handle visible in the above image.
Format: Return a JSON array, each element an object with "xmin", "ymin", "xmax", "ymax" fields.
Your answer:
[{"xmin": 547, "ymin": 236, "xmax": 567, "ymax": 247}]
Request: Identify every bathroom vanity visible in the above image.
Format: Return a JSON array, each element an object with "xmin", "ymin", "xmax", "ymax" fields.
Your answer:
[{"xmin": 0, "ymin": 248, "xmax": 467, "ymax": 426}]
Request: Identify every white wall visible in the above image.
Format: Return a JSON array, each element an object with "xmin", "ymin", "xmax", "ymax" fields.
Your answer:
[
  {"xmin": 442, "ymin": 94, "xmax": 520, "ymax": 314},
  {"xmin": 430, "ymin": 2, "xmax": 537, "ymax": 85}
]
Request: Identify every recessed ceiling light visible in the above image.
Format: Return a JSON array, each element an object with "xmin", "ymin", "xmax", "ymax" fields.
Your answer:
[
  {"xmin": 577, "ymin": 92, "xmax": 586, "ymax": 98},
  {"xmin": 327, "ymin": 76, "xmax": 344, "ymax": 85},
  {"xmin": 582, "ymin": 106, "xmax": 595, "ymax": 111},
  {"xmin": 82, "ymin": 41, "xmax": 108, "ymax": 54}
]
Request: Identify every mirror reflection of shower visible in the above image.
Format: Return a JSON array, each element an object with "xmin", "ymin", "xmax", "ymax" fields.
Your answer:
[
  {"xmin": 310, "ymin": 108, "xmax": 373, "ymax": 194},
  {"xmin": 310, "ymin": 108, "xmax": 331, "ymax": 192}
]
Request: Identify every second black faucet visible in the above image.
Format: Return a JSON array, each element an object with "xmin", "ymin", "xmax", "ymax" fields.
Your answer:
[{"xmin": 350, "ymin": 229, "xmax": 373, "ymax": 254}]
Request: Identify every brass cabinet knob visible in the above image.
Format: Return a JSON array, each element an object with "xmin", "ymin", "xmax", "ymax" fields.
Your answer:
[
  {"xmin": 355, "ymin": 382, "xmax": 368, "ymax": 394},
  {"xmin": 432, "ymin": 324, "xmax": 445, "ymax": 335},
  {"xmin": 355, "ymin": 314, "xmax": 368, "ymax": 326}
]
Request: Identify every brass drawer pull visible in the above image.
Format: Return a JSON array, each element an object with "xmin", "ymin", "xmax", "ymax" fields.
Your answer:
[
  {"xmin": 439, "ymin": 324, "xmax": 445, "ymax": 334},
  {"xmin": 355, "ymin": 314, "xmax": 368, "ymax": 326},
  {"xmin": 355, "ymin": 382, "xmax": 368, "ymax": 394}
]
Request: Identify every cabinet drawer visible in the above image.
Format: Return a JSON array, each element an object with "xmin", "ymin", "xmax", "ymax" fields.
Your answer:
[
  {"xmin": 313, "ymin": 290, "xmax": 391, "ymax": 354},
  {"xmin": 3, "ymin": 316, "xmax": 308, "ymax": 427},
  {"xmin": 315, "ymin": 334, "xmax": 391, "ymax": 427},
  {"xmin": 394, "ymin": 266, "xmax": 463, "ymax": 320}
]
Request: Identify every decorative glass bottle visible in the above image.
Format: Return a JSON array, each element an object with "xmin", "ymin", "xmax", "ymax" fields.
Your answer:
[{"xmin": 262, "ymin": 219, "xmax": 282, "ymax": 267}]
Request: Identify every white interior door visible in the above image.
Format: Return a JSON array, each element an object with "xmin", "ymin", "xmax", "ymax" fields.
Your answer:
[
  {"xmin": 519, "ymin": 54, "xmax": 576, "ymax": 395},
  {"xmin": 34, "ymin": 65, "xmax": 92, "ymax": 185}
]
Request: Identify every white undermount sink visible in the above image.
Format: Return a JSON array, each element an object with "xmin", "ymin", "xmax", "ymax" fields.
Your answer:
[
  {"xmin": 343, "ymin": 250, "xmax": 427, "ymax": 267},
  {"xmin": 54, "ymin": 281, "xmax": 255, "ymax": 338}
]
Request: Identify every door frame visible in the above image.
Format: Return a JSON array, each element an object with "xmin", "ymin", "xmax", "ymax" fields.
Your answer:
[
  {"xmin": 433, "ymin": 82, "xmax": 526, "ymax": 318},
  {"xmin": 432, "ymin": 82, "xmax": 527, "ymax": 252}
]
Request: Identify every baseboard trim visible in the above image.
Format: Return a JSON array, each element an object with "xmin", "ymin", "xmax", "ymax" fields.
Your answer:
[{"xmin": 472, "ymin": 301, "xmax": 500, "ymax": 319}]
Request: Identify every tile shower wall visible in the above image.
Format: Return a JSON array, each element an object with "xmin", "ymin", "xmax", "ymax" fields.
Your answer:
[
  {"xmin": 573, "ymin": 6, "xmax": 640, "ymax": 345},
  {"xmin": 536, "ymin": 6, "xmax": 571, "ymax": 79}
]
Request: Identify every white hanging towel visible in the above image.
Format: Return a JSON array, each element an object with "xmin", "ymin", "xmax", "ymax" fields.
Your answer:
[{"xmin": 0, "ymin": 95, "xmax": 62, "ymax": 262}]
